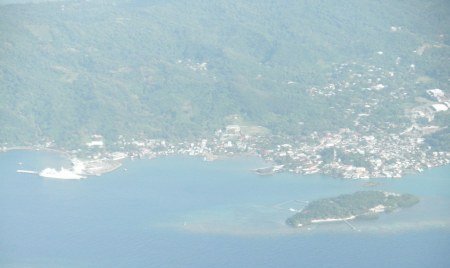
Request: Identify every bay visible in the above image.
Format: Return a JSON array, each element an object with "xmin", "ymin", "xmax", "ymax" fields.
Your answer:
[{"xmin": 1, "ymin": 150, "xmax": 449, "ymax": 267}]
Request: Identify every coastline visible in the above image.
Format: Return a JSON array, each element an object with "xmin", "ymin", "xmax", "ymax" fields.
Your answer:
[
  {"xmin": 3, "ymin": 145, "xmax": 450, "ymax": 180},
  {"xmin": 311, "ymin": 216, "xmax": 356, "ymax": 224}
]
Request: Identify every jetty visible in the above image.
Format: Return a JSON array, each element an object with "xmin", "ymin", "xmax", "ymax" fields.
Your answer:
[
  {"xmin": 16, "ymin": 170, "xmax": 38, "ymax": 174},
  {"xmin": 343, "ymin": 219, "xmax": 360, "ymax": 232}
]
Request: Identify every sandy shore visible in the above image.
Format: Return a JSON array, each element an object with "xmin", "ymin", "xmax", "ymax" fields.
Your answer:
[{"xmin": 311, "ymin": 215, "xmax": 356, "ymax": 223}]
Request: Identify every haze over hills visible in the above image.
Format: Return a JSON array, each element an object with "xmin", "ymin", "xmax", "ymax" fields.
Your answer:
[
  {"xmin": 2, "ymin": 3, "xmax": 450, "ymax": 267},
  {"xmin": 1, "ymin": 0, "xmax": 449, "ymax": 150}
]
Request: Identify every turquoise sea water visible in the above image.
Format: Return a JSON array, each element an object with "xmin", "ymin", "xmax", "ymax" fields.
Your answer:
[{"xmin": 1, "ymin": 150, "xmax": 449, "ymax": 267}]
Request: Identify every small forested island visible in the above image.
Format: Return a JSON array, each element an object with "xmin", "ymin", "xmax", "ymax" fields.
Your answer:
[{"xmin": 286, "ymin": 191, "xmax": 419, "ymax": 228}]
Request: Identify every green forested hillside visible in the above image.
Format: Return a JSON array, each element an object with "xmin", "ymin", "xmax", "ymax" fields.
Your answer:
[{"xmin": 1, "ymin": 0, "xmax": 449, "ymax": 148}]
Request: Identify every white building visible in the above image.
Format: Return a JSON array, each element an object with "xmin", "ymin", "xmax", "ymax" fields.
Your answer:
[{"xmin": 432, "ymin": 104, "xmax": 448, "ymax": 112}]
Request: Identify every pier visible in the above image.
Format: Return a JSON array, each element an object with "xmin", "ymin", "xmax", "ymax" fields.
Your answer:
[
  {"xmin": 343, "ymin": 219, "xmax": 360, "ymax": 232},
  {"xmin": 16, "ymin": 170, "xmax": 38, "ymax": 174}
]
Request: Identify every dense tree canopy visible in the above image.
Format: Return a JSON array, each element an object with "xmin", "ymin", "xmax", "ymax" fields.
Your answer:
[{"xmin": 1, "ymin": 0, "xmax": 449, "ymax": 148}]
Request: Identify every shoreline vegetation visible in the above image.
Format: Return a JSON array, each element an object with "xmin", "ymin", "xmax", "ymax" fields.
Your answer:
[{"xmin": 286, "ymin": 191, "xmax": 420, "ymax": 228}]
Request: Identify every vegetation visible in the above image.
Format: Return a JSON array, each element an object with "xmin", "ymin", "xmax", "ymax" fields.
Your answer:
[
  {"xmin": 426, "ymin": 128, "xmax": 450, "ymax": 152},
  {"xmin": 320, "ymin": 148, "xmax": 370, "ymax": 168},
  {"xmin": 286, "ymin": 191, "xmax": 419, "ymax": 227},
  {"xmin": 0, "ymin": 0, "xmax": 449, "ymax": 148},
  {"xmin": 425, "ymin": 112, "xmax": 450, "ymax": 151}
]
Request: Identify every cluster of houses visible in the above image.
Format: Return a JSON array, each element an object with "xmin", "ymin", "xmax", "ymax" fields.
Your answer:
[
  {"xmin": 262, "ymin": 126, "xmax": 449, "ymax": 179},
  {"xmin": 76, "ymin": 106, "xmax": 449, "ymax": 179}
]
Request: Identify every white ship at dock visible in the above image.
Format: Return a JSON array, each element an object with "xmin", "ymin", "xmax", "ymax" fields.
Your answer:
[
  {"xmin": 37, "ymin": 157, "xmax": 121, "ymax": 180},
  {"xmin": 39, "ymin": 167, "xmax": 86, "ymax": 180}
]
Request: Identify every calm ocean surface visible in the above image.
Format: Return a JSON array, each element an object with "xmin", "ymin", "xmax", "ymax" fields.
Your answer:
[{"xmin": 1, "ymin": 150, "xmax": 449, "ymax": 267}]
